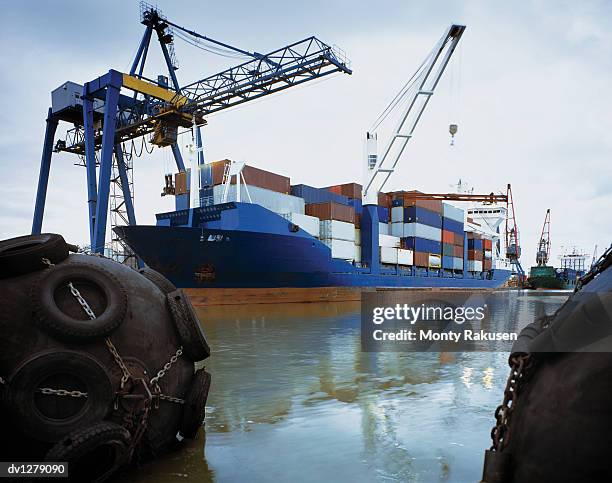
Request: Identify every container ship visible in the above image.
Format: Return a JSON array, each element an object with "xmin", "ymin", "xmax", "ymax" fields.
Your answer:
[{"xmin": 115, "ymin": 160, "xmax": 512, "ymax": 290}]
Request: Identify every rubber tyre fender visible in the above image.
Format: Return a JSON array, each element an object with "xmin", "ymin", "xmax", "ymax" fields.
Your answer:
[
  {"xmin": 138, "ymin": 267, "xmax": 177, "ymax": 295},
  {"xmin": 45, "ymin": 422, "xmax": 131, "ymax": 483},
  {"xmin": 167, "ymin": 289, "xmax": 210, "ymax": 361},
  {"xmin": 180, "ymin": 369, "xmax": 212, "ymax": 439},
  {"xmin": 8, "ymin": 351, "xmax": 114, "ymax": 443},
  {"xmin": 0, "ymin": 233, "xmax": 70, "ymax": 279},
  {"xmin": 33, "ymin": 262, "xmax": 128, "ymax": 341}
]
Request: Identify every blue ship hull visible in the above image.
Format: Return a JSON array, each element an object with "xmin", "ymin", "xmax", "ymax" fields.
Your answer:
[{"xmin": 115, "ymin": 202, "xmax": 511, "ymax": 289}]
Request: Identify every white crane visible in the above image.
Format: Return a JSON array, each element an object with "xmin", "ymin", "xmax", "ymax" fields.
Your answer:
[{"xmin": 362, "ymin": 24, "xmax": 466, "ymax": 205}]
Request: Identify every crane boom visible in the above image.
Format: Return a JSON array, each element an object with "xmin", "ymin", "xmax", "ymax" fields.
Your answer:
[
  {"xmin": 362, "ymin": 24, "xmax": 465, "ymax": 204},
  {"xmin": 536, "ymin": 209, "xmax": 551, "ymax": 266}
]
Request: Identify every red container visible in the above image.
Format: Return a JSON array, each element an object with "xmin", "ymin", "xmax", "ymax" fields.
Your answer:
[
  {"xmin": 355, "ymin": 214, "xmax": 361, "ymax": 228},
  {"xmin": 326, "ymin": 182, "xmax": 362, "ymax": 200},
  {"xmin": 414, "ymin": 251, "xmax": 429, "ymax": 267},
  {"xmin": 483, "ymin": 238, "xmax": 493, "ymax": 250},
  {"xmin": 305, "ymin": 202, "xmax": 355, "ymax": 223},
  {"xmin": 442, "ymin": 230, "xmax": 455, "ymax": 244},
  {"xmin": 468, "ymin": 249, "xmax": 483, "ymax": 261},
  {"xmin": 454, "ymin": 233, "xmax": 464, "ymax": 246},
  {"xmin": 390, "ymin": 190, "xmax": 442, "ymax": 213},
  {"xmin": 211, "ymin": 159, "xmax": 290, "ymax": 193},
  {"xmin": 483, "ymin": 259, "xmax": 492, "ymax": 271},
  {"xmin": 378, "ymin": 192, "xmax": 391, "ymax": 208},
  {"xmin": 453, "ymin": 245, "xmax": 463, "ymax": 257},
  {"xmin": 467, "ymin": 232, "xmax": 482, "ymax": 240}
]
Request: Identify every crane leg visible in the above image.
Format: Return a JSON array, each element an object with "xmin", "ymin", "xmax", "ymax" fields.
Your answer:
[
  {"xmin": 83, "ymin": 92, "xmax": 98, "ymax": 244},
  {"xmin": 171, "ymin": 143, "xmax": 190, "ymax": 211},
  {"xmin": 92, "ymin": 79, "xmax": 121, "ymax": 254},
  {"xmin": 32, "ymin": 108, "xmax": 58, "ymax": 234}
]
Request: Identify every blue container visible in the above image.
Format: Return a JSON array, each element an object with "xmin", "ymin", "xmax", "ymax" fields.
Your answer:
[
  {"xmin": 378, "ymin": 206, "xmax": 389, "ymax": 222},
  {"xmin": 442, "ymin": 218, "xmax": 464, "ymax": 235},
  {"xmin": 401, "ymin": 237, "xmax": 441, "ymax": 253},
  {"xmin": 468, "ymin": 239, "xmax": 484, "ymax": 250},
  {"xmin": 442, "ymin": 255, "xmax": 454, "ymax": 269},
  {"xmin": 290, "ymin": 184, "xmax": 348, "ymax": 205},
  {"xmin": 403, "ymin": 206, "xmax": 442, "ymax": 228},
  {"xmin": 349, "ymin": 198, "xmax": 363, "ymax": 214}
]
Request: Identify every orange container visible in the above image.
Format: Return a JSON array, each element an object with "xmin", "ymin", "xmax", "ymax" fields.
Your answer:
[
  {"xmin": 468, "ymin": 249, "xmax": 483, "ymax": 261},
  {"xmin": 483, "ymin": 238, "xmax": 493, "ymax": 250},
  {"xmin": 414, "ymin": 251, "xmax": 429, "ymax": 267},
  {"xmin": 442, "ymin": 230, "xmax": 455, "ymax": 244},
  {"xmin": 483, "ymin": 259, "xmax": 492, "ymax": 271},
  {"xmin": 454, "ymin": 233, "xmax": 464, "ymax": 246},
  {"xmin": 305, "ymin": 202, "xmax": 355, "ymax": 224},
  {"xmin": 325, "ymin": 183, "xmax": 362, "ymax": 200},
  {"xmin": 211, "ymin": 159, "xmax": 290, "ymax": 193},
  {"xmin": 453, "ymin": 245, "xmax": 463, "ymax": 257}
]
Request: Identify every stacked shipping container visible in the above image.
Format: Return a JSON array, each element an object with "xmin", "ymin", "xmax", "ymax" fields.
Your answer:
[{"xmin": 441, "ymin": 203, "xmax": 465, "ymax": 271}]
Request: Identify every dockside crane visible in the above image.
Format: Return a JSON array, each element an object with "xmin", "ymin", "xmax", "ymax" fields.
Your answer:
[
  {"xmin": 535, "ymin": 209, "xmax": 551, "ymax": 266},
  {"xmin": 31, "ymin": 2, "xmax": 351, "ymax": 260},
  {"xmin": 504, "ymin": 183, "xmax": 525, "ymax": 278},
  {"xmin": 359, "ymin": 24, "xmax": 465, "ymax": 272}
]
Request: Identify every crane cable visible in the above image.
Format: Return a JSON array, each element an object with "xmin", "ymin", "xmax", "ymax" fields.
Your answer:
[{"xmin": 173, "ymin": 28, "xmax": 250, "ymax": 60}]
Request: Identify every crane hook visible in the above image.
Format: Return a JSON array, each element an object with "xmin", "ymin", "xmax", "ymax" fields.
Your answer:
[{"xmin": 449, "ymin": 123, "xmax": 458, "ymax": 146}]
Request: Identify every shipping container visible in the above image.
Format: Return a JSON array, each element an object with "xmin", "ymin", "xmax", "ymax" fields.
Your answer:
[
  {"xmin": 442, "ymin": 203, "xmax": 464, "ymax": 223},
  {"xmin": 390, "ymin": 191, "xmax": 443, "ymax": 213},
  {"xmin": 305, "ymin": 202, "xmax": 355, "ymax": 223},
  {"xmin": 391, "ymin": 222, "xmax": 441, "ymax": 242},
  {"xmin": 468, "ymin": 249, "xmax": 484, "ymax": 261},
  {"xmin": 453, "ymin": 245, "xmax": 463, "ymax": 258},
  {"xmin": 467, "ymin": 260, "xmax": 483, "ymax": 272},
  {"xmin": 401, "ymin": 237, "xmax": 441, "ymax": 254},
  {"xmin": 321, "ymin": 238, "xmax": 355, "ymax": 260},
  {"xmin": 453, "ymin": 233, "xmax": 464, "ymax": 246},
  {"xmin": 484, "ymin": 250, "xmax": 492, "ymax": 259},
  {"xmin": 379, "ymin": 222, "xmax": 389, "ymax": 235},
  {"xmin": 429, "ymin": 254, "xmax": 442, "ymax": 268},
  {"xmin": 378, "ymin": 206, "xmax": 390, "ymax": 223},
  {"xmin": 213, "ymin": 184, "xmax": 304, "ymax": 214},
  {"xmin": 452, "ymin": 257, "xmax": 464, "ymax": 270},
  {"xmin": 348, "ymin": 198, "xmax": 362, "ymax": 214},
  {"xmin": 326, "ymin": 182, "xmax": 362, "ymax": 200},
  {"xmin": 442, "ymin": 218, "xmax": 464, "ymax": 235},
  {"xmin": 468, "ymin": 238, "xmax": 484, "ymax": 251},
  {"xmin": 442, "ymin": 243, "xmax": 454, "ymax": 257},
  {"xmin": 442, "ymin": 255, "xmax": 454, "ymax": 269},
  {"xmin": 320, "ymin": 220, "xmax": 355, "ymax": 241},
  {"xmin": 392, "ymin": 206, "xmax": 442, "ymax": 228},
  {"xmin": 211, "ymin": 160, "xmax": 290, "ymax": 193},
  {"xmin": 281, "ymin": 213, "xmax": 320, "ymax": 238},
  {"xmin": 483, "ymin": 238, "xmax": 493, "ymax": 251},
  {"xmin": 290, "ymin": 184, "xmax": 348, "ymax": 205},
  {"xmin": 379, "ymin": 234, "xmax": 401, "ymax": 248},
  {"xmin": 378, "ymin": 192, "xmax": 391, "ymax": 207},
  {"xmin": 442, "ymin": 230, "xmax": 455, "ymax": 244},
  {"xmin": 398, "ymin": 248, "xmax": 414, "ymax": 266},
  {"xmin": 483, "ymin": 259, "xmax": 492, "ymax": 271},
  {"xmin": 354, "ymin": 245, "xmax": 361, "ymax": 263},
  {"xmin": 355, "ymin": 214, "xmax": 361, "ymax": 228},
  {"xmin": 380, "ymin": 246, "xmax": 398, "ymax": 264}
]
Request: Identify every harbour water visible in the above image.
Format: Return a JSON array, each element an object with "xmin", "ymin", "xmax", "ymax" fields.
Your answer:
[{"xmin": 119, "ymin": 291, "xmax": 569, "ymax": 483}]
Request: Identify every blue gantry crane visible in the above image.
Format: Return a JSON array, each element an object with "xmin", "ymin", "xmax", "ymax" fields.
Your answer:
[{"xmin": 32, "ymin": 2, "xmax": 351, "ymax": 259}]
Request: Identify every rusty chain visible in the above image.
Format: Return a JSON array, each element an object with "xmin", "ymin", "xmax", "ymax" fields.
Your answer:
[
  {"xmin": 490, "ymin": 353, "xmax": 533, "ymax": 451},
  {"xmin": 37, "ymin": 387, "xmax": 88, "ymax": 398}
]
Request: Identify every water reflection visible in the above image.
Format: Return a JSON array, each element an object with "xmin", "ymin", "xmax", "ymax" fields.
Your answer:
[{"xmin": 118, "ymin": 291, "xmax": 567, "ymax": 483}]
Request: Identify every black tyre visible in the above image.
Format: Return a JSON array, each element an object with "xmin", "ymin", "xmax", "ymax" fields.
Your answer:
[
  {"xmin": 167, "ymin": 289, "xmax": 210, "ymax": 361},
  {"xmin": 138, "ymin": 267, "xmax": 177, "ymax": 294},
  {"xmin": 180, "ymin": 369, "xmax": 211, "ymax": 439},
  {"xmin": 33, "ymin": 263, "xmax": 127, "ymax": 341},
  {"xmin": 8, "ymin": 351, "xmax": 113, "ymax": 442},
  {"xmin": 0, "ymin": 234, "xmax": 70, "ymax": 279},
  {"xmin": 45, "ymin": 422, "xmax": 131, "ymax": 483}
]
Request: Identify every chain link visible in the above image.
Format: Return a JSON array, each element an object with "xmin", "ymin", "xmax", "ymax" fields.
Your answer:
[
  {"xmin": 0, "ymin": 376, "xmax": 6, "ymax": 385},
  {"xmin": 150, "ymin": 347, "xmax": 183, "ymax": 386},
  {"xmin": 67, "ymin": 282, "xmax": 97, "ymax": 320},
  {"xmin": 490, "ymin": 353, "xmax": 532, "ymax": 451},
  {"xmin": 38, "ymin": 387, "xmax": 88, "ymax": 398},
  {"xmin": 157, "ymin": 394, "xmax": 185, "ymax": 404},
  {"xmin": 41, "ymin": 257, "xmax": 54, "ymax": 267}
]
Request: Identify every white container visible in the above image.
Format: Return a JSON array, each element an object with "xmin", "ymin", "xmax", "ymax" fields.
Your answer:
[
  {"xmin": 282, "ymin": 213, "xmax": 320, "ymax": 238},
  {"xmin": 354, "ymin": 244, "xmax": 361, "ymax": 262},
  {"xmin": 453, "ymin": 257, "xmax": 464, "ymax": 270},
  {"xmin": 354, "ymin": 228, "xmax": 361, "ymax": 246},
  {"xmin": 379, "ymin": 222, "xmax": 389, "ymax": 235},
  {"xmin": 322, "ymin": 238, "xmax": 355, "ymax": 260},
  {"xmin": 380, "ymin": 246, "xmax": 398, "ymax": 264},
  {"xmin": 391, "ymin": 206, "xmax": 404, "ymax": 223},
  {"xmin": 392, "ymin": 222, "xmax": 441, "ymax": 241},
  {"xmin": 319, "ymin": 220, "xmax": 355, "ymax": 241},
  {"xmin": 442, "ymin": 203, "xmax": 464, "ymax": 222},
  {"xmin": 398, "ymin": 248, "xmax": 414, "ymax": 266},
  {"xmin": 467, "ymin": 260, "xmax": 483, "ymax": 272},
  {"xmin": 429, "ymin": 254, "xmax": 441, "ymax": 268},
  {"xmin": 213, "ymin": 184, "xmax": 305, "ymax": 214},
  {"xmin": 484, "ymin": 250, "xmax": 492, "ymax": 259},
  {"xmin": 379, "ymin": 234, "xmax": 401, "ymax": 248}
]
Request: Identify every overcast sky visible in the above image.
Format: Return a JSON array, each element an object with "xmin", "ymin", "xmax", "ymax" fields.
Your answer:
[{"xmin": 0, "ymin": 0, "xmax": 610, "ymax": 268}]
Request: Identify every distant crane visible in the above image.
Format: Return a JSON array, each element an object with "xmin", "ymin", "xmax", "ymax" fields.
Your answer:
[
  {"xmin": 535, "ymin": 209, "xmax": 551, "ymax": 266},
  {"xmin": 591, "ymin": 244, "xmax": 598, "ymax": 269},
  {"xmin": 504, "ymin": 183, "xmax": 525, "ymax": 278},
  {"xmin": 31, "ymin": 2, "xmax": 351, "ymax": 260}
]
